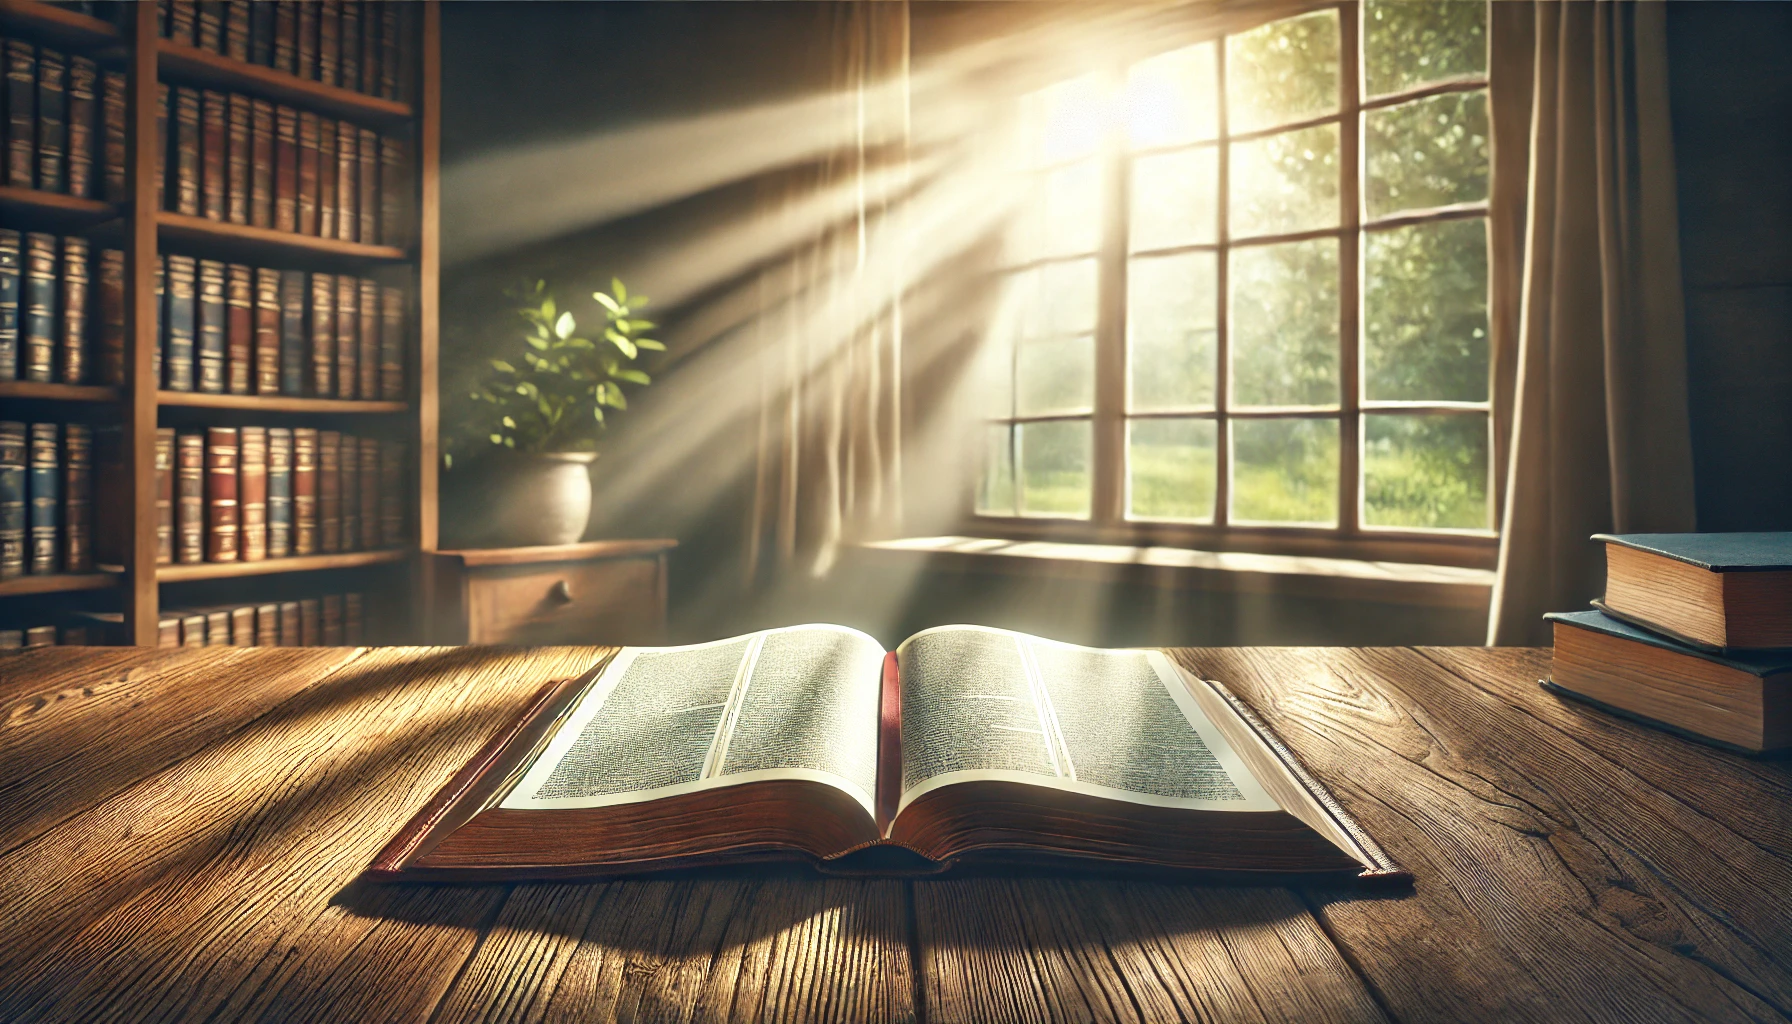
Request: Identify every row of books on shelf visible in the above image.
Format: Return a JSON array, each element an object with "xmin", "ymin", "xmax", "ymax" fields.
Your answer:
[
  {"xmin": 0, "ymin": 229, "xmax": 406, "ymax": 397},
  {"xmin": 155, "ymin": 0, "xmax": 416, "ymax": 102},
  {"xmin": 0, "ymin": 420, "xmax": 407, "ymax": 579},
  {"xmin": 0, "ymin": 37, "xmax": 409, "ymax": 239},
  {"xmin": 0, "ymin": 588, "xmax": 368, "ymax": 647}
]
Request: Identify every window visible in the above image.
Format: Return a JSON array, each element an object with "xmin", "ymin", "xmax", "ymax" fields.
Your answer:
[{"xmin": 977, "ymin": 2, "xmax": 1492, "ymax": 550}]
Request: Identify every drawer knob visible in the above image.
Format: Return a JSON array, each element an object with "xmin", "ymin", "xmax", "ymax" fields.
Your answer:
[{"xmin": 549, "ymin": 579, "xmax": 574, "ymax": 603}]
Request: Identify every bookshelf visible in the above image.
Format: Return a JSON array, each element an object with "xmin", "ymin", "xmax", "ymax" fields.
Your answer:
[{"xmin": 0, "ymin": 0, "xmax": 440, "ymax": 646}]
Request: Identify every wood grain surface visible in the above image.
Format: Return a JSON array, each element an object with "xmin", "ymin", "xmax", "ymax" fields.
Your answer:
[{"xmin": 0, "ymin": 644, "xmax": 1787, "ymax": 1023}]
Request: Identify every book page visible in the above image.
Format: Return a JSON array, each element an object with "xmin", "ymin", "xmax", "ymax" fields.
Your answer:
[
  {"xmin": 502, "ymin": 625, "xmax": 883, "ymax": 816},
  {"xmin": 896, "ymin": 626, "xmax": 1277, "ymax": 814}
]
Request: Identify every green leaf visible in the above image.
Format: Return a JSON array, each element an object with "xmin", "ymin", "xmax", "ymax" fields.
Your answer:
[
  {"xmin": 489, "ymin": 433, "xmax": 504, "ymax": 444},
  {"xmin": 612, "ymin": 278, "xmax": 627, "ymax": 302},
  {"xmin": 501, "ymin": 416, "xmax": 515, "ymax": 428},
  {"xmin": 627, "ymin": 318, "xmax": 655, "ymax": 332},
  {"xmin": 489, "ymin": 358, "xmax": 515, "ymax": 373},
  {"xmin": 635, "ymin": 338, "xmax": 666, "ymax": 351},
  {"xmin": 593, "ymin": 290, "xmax": 620, "ymax": 313},
  {"xmin": 541, "ymin": 296, "xmax": 556, "ymax": 321},
  {"xmin": 614, "ymin": 368, "xmax": 650, "ymax": 385},
  {"xmin": 554, "ymin": 310, "xmax": 575, "ymax": 339},
  {"xmin": 526, "ymin": 334, "xmax": 548, "ymax": 351},
  {"xmin": 605, "ymin": 329, "xmax": 637, "ymax": 358},
  {"xmin": 504, "ymin": 437, "xmax": 515, "ymax": 448}
]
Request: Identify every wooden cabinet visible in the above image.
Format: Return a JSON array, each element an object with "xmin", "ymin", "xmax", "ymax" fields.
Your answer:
[{"xmin": 430, "ymin": 540, "xmax": 674, "ymax": 646}]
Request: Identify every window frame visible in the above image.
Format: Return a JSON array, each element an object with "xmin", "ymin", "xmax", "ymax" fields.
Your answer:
[{"xmin": 969, "ymin": 1, "xmax": 1498, "ymax": 570}]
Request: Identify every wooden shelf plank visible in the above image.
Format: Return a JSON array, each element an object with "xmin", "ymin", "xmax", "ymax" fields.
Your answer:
[
  {"xmin": 0, "ymin": 184, "xmax": 118, "ymax": 231},
  {"xmin": 0, "ymin": 0, "xmax": 119, "ymax": 51},
  {"xmin": 0, "ymin": 572, "xmax": 118, "ymax": 598},
  {"xmin": 156, "ymin": 39, "xmax": 414, "ymax": 127},
  {"xmin": 157, "ymin": 549, "xmax": 409, "ymax": 583},
  {"xmin": 0, "ymin": 380, "xmax": 121, "ymax": 403},
  {"xmin": 157, "ymin": 391, "xmax": 408, "ymax": 414},
  {"xmin": 157, "ymin": 211, "xmax": 408, "ymax": 270}
]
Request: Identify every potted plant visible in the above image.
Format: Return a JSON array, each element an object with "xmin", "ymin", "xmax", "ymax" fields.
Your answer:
[{"xmin": 450, "ymin": 278, "xmax": 660, "ymax": 546}]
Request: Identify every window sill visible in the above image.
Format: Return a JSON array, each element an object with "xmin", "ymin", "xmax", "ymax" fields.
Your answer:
[{"xmin": 855, "ymin": 535, "xmax": 1496, "ymax": 609}]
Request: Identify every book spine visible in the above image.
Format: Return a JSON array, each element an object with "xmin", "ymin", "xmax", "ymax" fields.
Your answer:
[
  {"xmin": 163, "ymin": 254, "xmax": 195, "ymax": 390},
  {"xmin": 317, "ymin": 0, "xmax": 339, "ymax": 87},
  {"xmin": 225, "ymin": 262, "xmax": 252, "ymax": 394},
  {"xmin": 157, "ymin": 616, "xmax": 180, "ymax": 647},
  {"xmin": 357, "ymin": 277, "xmax": 377, "ymax": 399},
  {"xmin": 167, "ymin": 1, "xmax": 196, "ymax": 44},
  {"xmin": 273, "ymin": 104, "xmax": 296, "ymax": 232},
  {"xmin": 180, "ymin": 613, "xmax": 204, "ymax": 647},
  {"xmin": 66, "ymin": 56, "xmax": 95, "ymax": 198},
  {"xmin": 238, "ymin": 424, "xmax": 266, "ymax": 561},
  {"xmin": 344, "ymin": 591, "xmax": 363, "ymax": 644},
  {"xmin": 379, "ymin": 438, "xmax": 403, "ymax": 547},
  {"xmin": 57, "ymin": 236, "xmax": 87, "ymax": 385},
  {"xmin": 379, "ymin": 284, "xmax": 402, "ymax": 400},
  {"xmin": 205, "ymin": 609, "xmax": 228, "ymax": 645},
  {"xmin": 155, "ymin": 84, "xmax": 167, "ymax": 207},
  {"xmin": 266, "ymin": 425, "xmax": 290, "ymax": 557},
  {"xmin": 152, "ymin": 255, "xmax": 164, "ymax": 383},
  {"xmin": 358, "ymin": 434, "xmax": 377, "ymax": 550},
  {"xmin": 196, "ymin": 258, "xmax": 225, "ymax": 393},
  {"xmin": 298, "ymin": 596, "xmax": 319, "ymax": 646},
  {"xmin": 278, "ymin": 599, "xmax": 299, "ymax": 645},
  {"xmin": 0, "ymin": 230, "xmax": 18, "ymax": 380},
  {"xmin": 172, "ymin": 87, "xmax": 200, "ymax": 216},
  {"xmin": 321, "ymin": 592, "xmax": 342, "ymax": 645},
  {"xmin": 196, "ymin": 0, "xmax": 222, "ymax": 51},
  {"xmin": 291, "ymin": 426, "xmax": 315, "ymax": 554},
  {"xmin": 0, "ymin": 422, "xmax": 24, "ymax": 579},
  {"xmin": 378, "ymin": 3, "xmax": 397, "ymax": 100},
  {"xmin": 339, "ymin": 431, "xmax": 358, "ymax": 551},
  {"xmin": 307, "ymin": 271, "xmax": 332, "ymax": 395},
  {"xmin": 359, "ymin": 0, "xmax": 379, "ymax": 98},
  {"xmin": 249, "ymin": 97, "xmax": 273, "ymax": 228},
  {"xmin": 22, "ymin": 233, "xmax": 56, "ymax": 384},
  {"xmin": 334, "ymin": 272, "xmax": 356, "ymax": 398},
  {"xmin": 255, "ymin": 603, "xmax": 279, "ymax": 647},
  {"xmin": 356, "ymin": 127, "xmax": 376, "ymax": 243},
  {"xmin": 334, "ymin": 119, "xmax": 356, "ymax": 241},
  {"xmin": 6, "ymin": 41, "xmax": 35, "ymax": 188},
  {"xmin": 62, "ymin": 422, "xmax": 91, "ymax": 572},
  {"xmin": 204, "ymin": 425, "xmax": 238, "ymax": 561},
  {"xmin": 340, "ymin": 2, "xmax": 361, "ymax": 94},
  {"xmin": 200, "ymin": 89, "xmax": 226, "ymax": 219},
  {"xmin": 229, "ymin": 604, "xmax": 254, "ymax": 646},
  {"xmin": 97, "ymin": 248, "xmax": 124, "ymax": 386},
  {"xmin": 316, "ymin": 118, "xmax": 336, "ymax": 240},
  {"xmin": 272, "ymin": 2, "xmax": 295, "ymax": 73},
  {"xmin": 225, "ymin": 1, "xmax": 250, "ymax": 61},
  {"xmin": 28, "ymin": 422, "xmax": 58, "ymax": 574},
  {"xmin": 25, "ymin": 625, "xmax": 56, "ymax": 647},
  {"xmin": 101, "ymin": 71, "xmax": 125, "ymax": 203},
  {"xmin": 379, "ymin": 137, "xmax": 404, "ymax": 245},
  {"xmin": 296, "ymin": 110, "xmax": 318, "ymax": 235},
  {"xmin": 175, "ymin": 430, "xmax": 203, "ymax": 563},
  {"xmin": 278, "ymin": 268, "xmax": 304, "ymax": 393},
  {"xmin": 252, "ymin": 265, "xmax": 279, "ymax": 393},
  {"xmin": 226, "ymin": 92, "xmax": 249, "ymax": 224},
  {"xmin": 296, "ymin": 0, "xmax": 316, "ymax": 81},
  {"xmin": 36, "ymin": 49, "xmax": 66, "ymax": 194},
  {"xmin": 317, "ymin": 428, "xmax": 339, "ymax": 552},
  {"xmin": 249, "ymin": 0, "xmax": 274, "ymax": 65},
  {"xmin": 154, "ymin": 426, "xmax": 173, "ymax": 563}
]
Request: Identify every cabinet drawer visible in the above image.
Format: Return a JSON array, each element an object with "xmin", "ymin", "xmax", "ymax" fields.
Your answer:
[{"xmin": 463, "ymin": 557, "xmax": 662, "ymax": 646}]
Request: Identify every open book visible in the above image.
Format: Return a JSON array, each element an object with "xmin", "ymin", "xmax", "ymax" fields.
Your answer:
[{"xmin": 368, "ymin": 625, "xmax": 1404, "ymax": 882}]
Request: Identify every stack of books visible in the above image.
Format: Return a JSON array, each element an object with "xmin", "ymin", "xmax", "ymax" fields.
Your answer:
[
  {"xmin": 1545, "ymin": 533, "xmax": 1792, "ymax": 754},
  {"xmin": 155, "ymin": 1, "xmax": 415, "ymax": 102},
  {"xmin": 0, "ymin": 420, "xmax": 94, "ymax": 579}
]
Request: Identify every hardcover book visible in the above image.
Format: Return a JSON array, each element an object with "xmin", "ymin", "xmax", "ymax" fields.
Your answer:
[
  {"xmin": 267, "ymin": 426, "xmax": 292, "ymax": 558},
  {"xmin": 296, "ymin": 0, "xmax": 317, "ymax": 81},
  {"xmin": 273, "ymin": 105, "xmax": 297, "ymax": 232},
  {"xmin": 368, "ymin": 625, "xmax": 1405, "ymax": 883},
  {"xmin": 97, "ymin": 249, "xmax": 124, "ymax": 385},
  {"xmin": 334, "ymin": 273, "xmax": 356, "ymax": 397},
  {"xmin": 5, "ymin": 41, "xmax": 33, "ymax": 187},
  {"xmin": 226, "ymin": 92, "xmax": 250, "ymax": 224},
  {"xmin": 256, "ymin": 603, "xmax": 279, "ymax": 648},
  {"xmin": 377, "ymin": 4, "xmax": 397, "ymax": 100},
  {"xmin": 35, "ymin": 49, "xmax": 65, "ymax": 193},
  {"xmin": 196, "ymin": 259, "xmax": 226, "ymax": 393},
  {"xmin": 250, "ymin": 98, "xmax": 273, "ymax": 228},
  {"xmin": 345, "ymin": 591, "xmax": 364, "ymax": 644},
  {"xmin": 163, "ymin": 254, "xmax": 196, "ymax": 390},
  {"xmin": 335, "ymin": 120, "xmax": 356, "ymax": 242},
  {"xmin": 195, "ymin": 0, "xmax": 221, "ymax": 51},
  {"xmin": 279, "ymin": 599, "xmax": 301, "ymax": 646},
  {"xmin": 153, "ymin": 255, "xmax": 164, "ymax": 383},
  {"xmin": 299, "ymin": 596, "xmax": 320, "ymax": 646},
  {"xmin": 378, "ymin": 438, "xmax": 402, "ymax": 546},
  {"xmin": 154, "ymin": 84, "xmax": 168, "ymax": 206},
  {"xmin": 21, "ymin": 233, "xmax": 56, "ymax": 383},
  {"xmin": 0, "ymin": 422, "xmax": 25, "ymax": 579},
  {"xmin": 253, "ymin": 266, "xmax": 280, "ymax": 393},
  {"xmin": 225, "ymin": 263, "xmax": 252, "ymax": 393},
  {"xmin": 205, "ymin": 608, "xmax": 229, "ymax": 645},
  {"xmin": 0, "ymin": 230, "xmax": 18, "ymax": 379},
  {"xmin": 340, "ymin": 2, "xmax": 361, "ymax": 95},
  {"xmin": 204, "ymin": 425, "xmax": 238, "ymax": 562},
  {"xmin": 357, "ymin": 277, "xmax": 377, "ymax": 398},
  {"xmin": 239, "ymin": 425, "xmax": 267, "ymax": 561},
  {"xmin": 273, "ymin": 1, "xmax": 296, "ymax": 75},
  {"xmin": 175, "ymin": 430, "xmax": 204, "ymax": 563},
  {"xmin": 317, "ymin": 428, "xmax": 340, "ymax": 553},
  {"xmin": 179, "ymin": 613, "xmax": 204, "ymax": 647},
  {"xmin": 307, "ymin": 271, "xmax": 332, "ymax": 395},
  {"xmin": 157, "ymin": 615, "xmax": 180, "ymax": 648},
  {"xmin": 356, "ymin": 127, "xmax": 376, "ymax": 243},
  {"xmin": 321, "ymin": 592, "xmax": 343, "ymax": 645},
  {"xmin": 278, "ymin": 269, "xmax": 305, "ymax": 394},
  {"xmin": 62, "ymin": 422, "xmax": 91, "ymax": 573},
  {"xmin": 379, "ymin": 284, "xmax": 402, "ymax": 400},
  {"xmin": 56, "ymin": 236, "xmax": 87, "ymax": 384},
  {"xmin": 27, "ymin": 422, "xmax": 58, "ymax": 574},
  {"xmin": 230, "ymin": 604, "xmax": 255, "ymax": 647},
  {"xmin": 379, "ymin": 137, "xmax": 404, "ymax": 245},
  {"xmin": 297, "ymin": 110, "xmax": 319, "ymax": 235},
  {"xmin": 1593, "ymin": 532, "xmax": 1792, "ymax": 651},
  {"xmin": 172, "ymin": 86, "xmax": 201, "ymax": 216},
  {"xmin": 155, "ymin": 427, "xmax": 174, "ymax": 564},
  {"xmin": 65, "ymin": 56, "xmax": 95, "ymax": 198},
  {"xmin": 291, "ymin": 426, "xmax": 316, "ymax": 555},
  {"xmin": 339, "ymin": 433, "xmax": 358, "ymax": 551},
  {"xmin": 200, "ymin": 89, "xmax": 226, "ymax": 220},
  {"xmin": 225, "ymin": 1, "xmax": 250, "ymax": 61},
  {"xmin": 317, "ymin": 0, "xmax": 340, "ymax": 87},
  {"xmin": 316, "ymin": 118, "xmax": 336, "ymax": 240},
  {"xmin": 250, "ymin": 2, "xmax": 273, "ymax": 66},
  {"xmin": 101, "ymin": 71, "xmax": 125, "ymax": 202}
]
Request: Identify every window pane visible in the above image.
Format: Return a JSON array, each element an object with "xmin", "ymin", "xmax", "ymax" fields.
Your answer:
[
  {"xmin": 1016, "ymin": 334, "xmax": 1094, "ymax": 415},
  {"xmin": 1013, "ymin": 259, "xmax": 1098, "ymax": 341},
  {"xmin": 978, "ymin": 423, "xmax": 1015, "ymax": 515},
  {"xmin": 1128, "ymin": 251, "xmax": 1217, "ymax": 410},
  {"xmin": 1020, "ymin": 73, "xmax": 1108, "ymax": 168},
  {"xmin": 1365, "ymin": 90, "xmax": 1489, "ymax": 218},
  {"xmin": 1364, "ymin": 218, "xmax": 1488, "ymax": 402},
  {"xmin": 1226, "ymin": 10, "xmax": 1339, "ymax": 134},
  {"xmin": 1129, "ymin": 418, "xmax": 1216, "ymax": 522},
  {"xmin": 1126, "ymin": 41, "xmax": 1218, "ymax": 149},
  {"xmin": 1363, "ymin": 413, "xmax": 1489, "ymax": 529},
  {"xmin": 1020, "ymin": 420, "xmax": 1091, "ymax": 517},
  {"xmin": 1013, "ymin": 160, "xmax": 1103, "ymax": 261},
  {"xmin": 1230, "ymin": 122, "xmax": 1339, "ymax": 237},
  {"xmin": 1131, "ymin": 146, "xmax": 1218, "ymax": 251},
  {"xmin": 1364, "ymin": 1, "xmax": 1486, "ymax": 97},
  {"xmin": 1231, "ymin": 238, "xmax": 1338, "ymax": 407},
  {"xmin": 979, "ymin": 308, "xmax": 1014, "ymax": 417},
  {"xmin": 1232, "ymin": 418, "xmax": 1338, "ymax": 524}
]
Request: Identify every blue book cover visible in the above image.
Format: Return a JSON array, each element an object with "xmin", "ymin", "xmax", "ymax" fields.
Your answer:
[
  {"xmin": 0, "ymin": 421, "xmax": 24, "ymax": 579},
  {"xmin": 1546, "ymin": 610, "xmax": 1792, "ymax": 677},
  {"xmin": 164, "ymin": 254, "xmax": 195, "ymax": 390},
  {"xmin": 267, "ymin": 427, "xmax": 292, "ymax": 558},
  {"xmin": 0, "ymin": 230, "xmax": 19, "ymax": 379},
  {"xmin": 27, "ymin": 422, "xmax": 58, "ymax": 574},
  {"xmin": 1594, "ymin": 532, "xmax": 1792, "ymax": 573},
  {"xmin": 196, "ymin": 259, "xmax": 226, "ymax": 393}
]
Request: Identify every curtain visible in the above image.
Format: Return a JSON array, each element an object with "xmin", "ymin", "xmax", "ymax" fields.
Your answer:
[{"xmin": 1486, "ymin": 0, "xmax": 1697, "ymax": 646}]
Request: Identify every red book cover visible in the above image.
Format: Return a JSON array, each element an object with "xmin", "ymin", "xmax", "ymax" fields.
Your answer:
[
  {"xmin": 239, "ymin": 425, "xmax": 267, "ymax": 562},
  {"xmin": 297, "ymin": 110, "xmax": 319, "ymax": 235},
  {"xmin": 204, "ymin": 426, "xmax": 239, "ymax": 562},
  {"xmin": 225, "ymin": 263, "xmax": 253, "ymax": 394},
  {"xmin": 201, "ymin": 89, "xmax": 227, "ymax": 220},
  {"xmin": 250, "ymin": 98, "xmax": 274, "ymax": 228},
  {"xmin": 254, "ymin": 267, "xmax": 281, "ymax": 394},
  {"xmin": 274, "ymin": 105, "xmax": 297, "ymax": 232},
  {"xmin": 58, "ymin": 238, "xmax": 89, "ymax": 385},
  {"xmin": 292, "ymin": 427, "xmax": 317, "ymax": 556},
  {"xmin": 176, "ymin": 431, "xmax": 205, "ymax": 564},
  {"xmin": 334, "ymin": 273, "xmax": 357, "ymax": 399},
  {"xmin": 318, "ymin": 429, "xmax": 341, "ymax": 553},
  {"xmin": 101, "ymin": 71, "xmax": 126, "ymax": 203}
]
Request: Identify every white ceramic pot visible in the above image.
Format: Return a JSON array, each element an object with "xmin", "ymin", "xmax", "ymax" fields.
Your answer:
[{"xmin": 486, "ymin": 452, "xmax": 597, "ymax": 546}]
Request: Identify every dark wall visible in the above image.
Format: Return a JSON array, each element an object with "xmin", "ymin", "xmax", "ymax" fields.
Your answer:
[{"xmin": 1667, "ymin": 2, "xmax": 1792, "ymax": 531}]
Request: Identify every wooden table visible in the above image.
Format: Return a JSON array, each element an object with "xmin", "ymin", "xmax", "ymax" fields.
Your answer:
[{"xmin": 1, "ymin": 645, "xmax": 1787, "ymax": 1023}]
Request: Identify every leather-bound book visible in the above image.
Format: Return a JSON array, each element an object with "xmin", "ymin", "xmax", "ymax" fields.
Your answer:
[
  {"xmin": 255, "ymin": 603, "xmax": 279, "ymax": 647},
  {"xmin": 378, "ymin": 438, "xmax": 403, "ymax": 547},
  {"xmin": 196, "ymin": 1, "xmax": 222, "ymax": 51},
  {"xmin": 19, "ymin": 625, "xmax": 53, "ymax": 647},
  {"xmin": 0, "ymin": 422, "xmax": 25, "ymax": 579},
  {"xmin": 27, "ymin": 422, "xmax": 58, "ymax": 574},
  {"xmin": 57, "ymin": 236, "xmax": 88, "ymax": 384},
  {"xmin": 278, "ymin": 600, "xmax": 300, "ymax": 646},
  {"xmin": 35, "ymin": 49, "xmax": 66, "ymax": 193},
  {"xmin": 356, "ymin": 127, "xmax": 376, "ymax": 243},
  {"xmin": 249, "ymin": 98, "xmax": 273, "ymax": 228},
  {"xmin": 334, "ymin": 273, "xmax": 356, "ymax": 398},
  {"xmin": 317, "ymin": 0, "xmax": 340, "ymax": 87},
  {"xmin": 307, "ymin": 271, "xmax": 332, "ymax": 395},
  {"xmin": 249, "ymin": 1, "xmax": 274, "ymax": 66},
  {"xmin": 200, "ymin": 89, "xmax": 226, "ymax": 220},
  {"xmin": 204, "ymin": 425, "xmax": 238, "ymax": 561},
  {"xmin": 273, "ymin": 3, "xmax": 296, "ymax": 75},
  {"xmin": 154, "ymin": 84, "xmax": 168, "ymax": 206},
  {"xmin": 22, "ymin": 233, "xmax": 56, "ymax": 384},
  {"xmin": 296, "ymin": 110, "xmax": 319, "ymax": 235},
  {"xmin": 163, "ymin": 254, "xmax": 196, "ymax": 390},
  {"xmin": 168, "ymin": 1, "xmax": 198, "ymax": 45},
  {"xmin": 97, "ymin": 249, "xmax": 125, "ymax": 385},
  {"xmin": 225, "ymin": 1, "xmax": 250, "ymax": 60},
  {"xmin": 379, "ymin": 137, "xmax": 405, "ymax": 245},
  {"xmin": 172, "ymin": 87, "xmax": 201, "ymax": 216},
  {"xmin": 334, "ymin": 121, "xmax": 356, "ymax": 241},
  {"xmin": 0, "ymin": 630, "xmax": 20, "ymax": 647},
  {"xmin": 344, "ymin": 591, "xmax": 363, "ymax": 644},
  {"xmin": 62, "ymin": 422, "xmax": 91, "ymax": 572},
  {"xmin": 204, "ymin": 609, "xmax": 228, "ymax": 645},
  {"xmin": 298, "ymin": 597, "xmax": 320, "ymax": 646},
  {"xmin": 338, "ymin": 432, "xmax": 358, "ymax": 551},
  {"xmin": 291, "ymin": 426, "xmax": 316, "ymax": 555},
  {"xmin": 377, "ymin": 3, "xmax": 397, "ymax": 100},
  {"xmin": 273, "ymin": 105, "xmax": 297, "ymax": 232},
  {"xmin": 179, "ymin": 613, "xmax": 204, "ymax": 647},
  {"xmin": 296, "ymin": 0, "xmax": 317, "ymax": 81},
  {"xmin": 239, "ymin": 425, "xmax": 267, "ymax": 561},
  {"xmin": 157, "ymin": 615, "xmax": 180, "ymax": 648},
  {"xmin": 225, "ymin": 263, "xmax": 252, "ymax": 393},
  {"xmin": 357, "ymin": 278, "xmax": 377, "ymax": 398},
  {"xmin": 253, "ymin": 266, "xmax": 279, "ymax": 393},
  {"xmin": 278, "ymin": 269, "xmax": 304, "ymax": 393},
  {"xmin": 101, "ymin": 71, "xmax": 125, "ymax": 202},
  {"xmin": 175, "ymin": 431, "xmax": 204, "ymax": 563},
  {"xmin": 66, "ymin": 56, "xmax": 96, "ymax": 198},
  {"xmin": 5, "ymin": 41, "xmax": 35, "ymax": 187},
  {"xmin": 316, "ymin": 118, "xmax": 336, "ymax": 240},
  {"xmin": 379, "ymin": 284, "xmax": 402, "ymax": 400},
  {"xmin": 226, "ymin": 93, "xmax": 249, "ymax": 224},
  {"xmin": 0, "ymin": 230, "xmax": 16, "ymax": 379},
  {"xmin": 230, "ymin": 604, "xmax": 255, "ymax": 646},
  {"xmin": 266, "ymin": 426, "xmax": 291, "ymax": 557},
  {"xmin": 317, "ymin": 429, "xmax": 340, "ymax": 553},
  {"xmin": 152, "ymin": 255, "xmax": 164, "ymax": 383},
  {"xmin": 321, "ymin": 592, "xmax": 343, "ymax": 645},
  {"xmin": 359, "ymin": 1, "xmax": 379, "ymax": 97},
  {"xmin": 340, "ymin": 2, "xmax": 361, "ymax": 94},
  {"xmin": 154, "ymin": 427, "xmax": 174, "ymax": 563},
  {"xmin": 358, "ymin": 435, "xmax": 378, "ymax": 550},
  {"xmin": 196, "ymin": 259, "xmax": 226, "ymax": 393}
]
